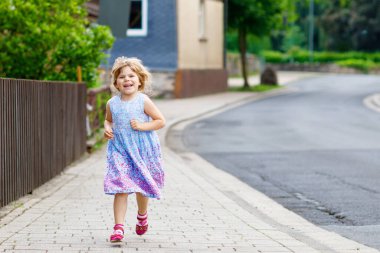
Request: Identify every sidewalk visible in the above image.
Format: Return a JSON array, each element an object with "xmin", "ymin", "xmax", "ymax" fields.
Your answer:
[{"xmin": 0, "ymin": 72, "xmax": 379, "ymax": 253}]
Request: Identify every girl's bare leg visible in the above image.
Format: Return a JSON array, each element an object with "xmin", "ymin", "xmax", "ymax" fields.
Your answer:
[
  {"xmin": 136, "ymin": 193, "xmax": 149, "ymax": 214},
  {"xmin": 114, "ymin": 193, "xmax": 128, "ymax": 224}
]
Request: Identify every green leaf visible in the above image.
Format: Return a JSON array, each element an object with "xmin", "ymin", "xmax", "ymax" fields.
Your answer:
[{"xmin": 0, "ymin": 0, "xmax": 115, "ymax": 86}]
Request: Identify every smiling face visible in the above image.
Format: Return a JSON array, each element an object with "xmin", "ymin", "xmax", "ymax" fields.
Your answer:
[{"xmin": 115, "ymin": 66, "xmax": 141, "ymax": 98}]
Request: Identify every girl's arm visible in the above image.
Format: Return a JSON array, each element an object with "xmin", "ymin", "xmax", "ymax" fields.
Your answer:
[
  {"xmin": 104, "ymin": 101, "xmax": 114, "ymax": 139},
  {"xmin": 130, "ymin": 96, "xmax": 166, "ymax": 131}
]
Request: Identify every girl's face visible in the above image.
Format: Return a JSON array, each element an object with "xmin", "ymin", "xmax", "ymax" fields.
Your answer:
[{"xmin": 116, "ymin": 66, "xmax": 141, "ymax": 97}]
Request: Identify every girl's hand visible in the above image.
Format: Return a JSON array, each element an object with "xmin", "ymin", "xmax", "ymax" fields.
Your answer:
[
  {"xmin": 104, "ymin": 128, "xmax": 114, "ymax": 140},
  {"xmin": 130, "ymin": 119, "xmax": 141, "ymax": 131}
]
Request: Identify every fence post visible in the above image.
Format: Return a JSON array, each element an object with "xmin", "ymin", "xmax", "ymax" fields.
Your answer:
[{"xmin": 77, "ymin": 66, "xmax": 82, "ymax": 82}]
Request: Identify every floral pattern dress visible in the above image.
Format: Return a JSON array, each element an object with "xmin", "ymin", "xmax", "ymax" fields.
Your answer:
[{"xmin": 104, "ymin": 92, "xmax": 164, "ymax": 199}]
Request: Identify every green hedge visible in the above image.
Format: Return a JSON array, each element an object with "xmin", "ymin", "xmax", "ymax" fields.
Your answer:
[
  {"xmin": 263, "ymin": 50, "xmax": 380, "ymax": 64},
  {"xmin": 336, "ymin": 59, "xmax": 380, "ymax": 72}
]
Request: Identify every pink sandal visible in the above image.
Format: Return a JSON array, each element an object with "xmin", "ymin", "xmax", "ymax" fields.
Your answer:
[
  {"xmin": 110, "ymin": 224, "xmax": 124, "ymax": 242},
  {"xmin": 136, "ymin": 212, "xmax": 148, "ymax": 236}
]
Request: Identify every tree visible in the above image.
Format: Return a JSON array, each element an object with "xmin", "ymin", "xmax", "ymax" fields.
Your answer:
[
  {"xmin": 320, "ymin": 0, "xmax": 380, "ymax": 51},
  {"xmin": 270, "ymin": 0, "xmax": 330, "ymax": 52},
  {"xmin": 350, "ymin": 0, "xmax": 380, "ymax": 51},
  {"xmin": 0, "ymin": 0, "xmax": 114, "ymax": 87},
  {"xmin": 228, "ymin": 0, "xmax": 282, "ymax": 88}
]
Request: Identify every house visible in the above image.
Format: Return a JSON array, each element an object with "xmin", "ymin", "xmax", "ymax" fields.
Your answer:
[{"xmin": 87, "ymin": 0, "xmax": 227, "ymax": 98}]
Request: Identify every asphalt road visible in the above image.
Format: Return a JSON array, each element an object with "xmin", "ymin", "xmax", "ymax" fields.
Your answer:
[{"xmin": 183, "ymin": 74, "xmax": 380, "ymax": 250}]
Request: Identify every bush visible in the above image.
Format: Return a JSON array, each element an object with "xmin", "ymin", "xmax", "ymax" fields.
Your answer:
[
  {"xmin": 0, "ymin": 0, "xmax": 114, "ymax": 87},
  {"xmin": 336, "ymin": 59, "xmax": 379, "ymax": 72},
  {"xmin": 367, "ymin": 52, "xmax": 380, "ymax": 63},
  {"xmin": 287, "ymin": 47, "xmax": 310, "ymax": 63},
  {"xmin": 262, "ymin": 51, "xmax": 286, "ymax": 63},
  {"xmin": 263, "ymin": 49, "xmax": 380, "ymax": 64}
]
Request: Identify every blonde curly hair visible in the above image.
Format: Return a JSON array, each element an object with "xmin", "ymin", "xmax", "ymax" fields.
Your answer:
[{"xmin": 111, "ymin": 56, "xmax": 152, "ymax": 93}]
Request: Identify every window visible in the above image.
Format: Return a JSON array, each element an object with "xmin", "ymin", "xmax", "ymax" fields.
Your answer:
[
  {"xmin": 127, "ymin": 0, "xmax": 148, "ymax": 36},
  {"xmin": 198, "ymin": 0, "xmax": 206, "ymax": 41}
]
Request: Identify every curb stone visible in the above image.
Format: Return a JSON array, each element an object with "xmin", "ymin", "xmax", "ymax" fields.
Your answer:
[{"xmin": 363, "ymin": 94, "xmax": 380, "ymax": 113}]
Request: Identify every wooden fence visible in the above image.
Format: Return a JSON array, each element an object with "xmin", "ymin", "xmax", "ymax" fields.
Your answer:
[{"xmin": 0, "ymin": 78, "xmax": 87, "ymax": 208}]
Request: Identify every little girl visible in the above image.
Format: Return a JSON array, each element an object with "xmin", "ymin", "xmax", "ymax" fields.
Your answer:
[{"xmin": 103, "ymin": 56, "xmax": 165, "ymax": 243}]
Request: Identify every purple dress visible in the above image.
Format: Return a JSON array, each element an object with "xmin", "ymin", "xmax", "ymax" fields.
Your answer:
[{"xmin": 104, "ymin": 92, "xmax": 164, "ymax": 199}]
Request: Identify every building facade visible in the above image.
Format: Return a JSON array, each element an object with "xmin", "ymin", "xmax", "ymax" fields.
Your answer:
[{"xmin": 90, "ymin": 0, "xmax": 227, "ymax": 98}]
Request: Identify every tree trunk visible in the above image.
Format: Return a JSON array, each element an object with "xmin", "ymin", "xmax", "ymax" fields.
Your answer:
[{"xmin": 238, "ymin": 27, "xmax": 249, "ymax": 88}]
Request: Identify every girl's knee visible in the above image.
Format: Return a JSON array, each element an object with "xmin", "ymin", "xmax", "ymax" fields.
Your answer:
[
  {"xmin": 115, "ymin": 193, "xmax": 129, "ymax": 198},
  {"xmin": 136, "ymin": 192, "xmax": 148, "ymax": 199}
]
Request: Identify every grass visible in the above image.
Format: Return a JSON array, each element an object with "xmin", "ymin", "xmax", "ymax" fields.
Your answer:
[
  {"xmin": 12, "ymin": 201, "xmax": 24, "ymax": 209},
  {"xmin": 228, "ymin": 71, "xmax": 259, "ymax": 78},
  {"xmin": 228, "ymin": 84, "xmax": 283, "ymax": 92}
]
